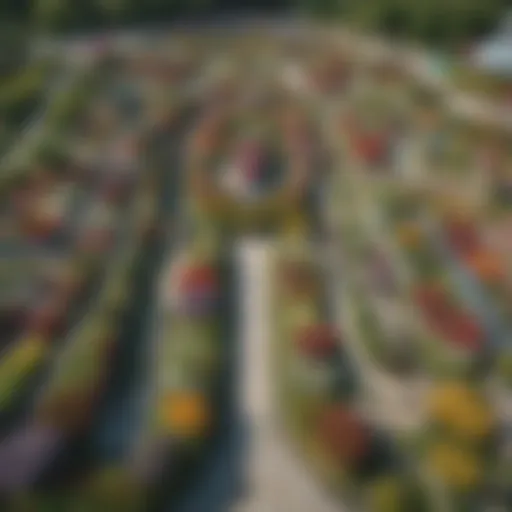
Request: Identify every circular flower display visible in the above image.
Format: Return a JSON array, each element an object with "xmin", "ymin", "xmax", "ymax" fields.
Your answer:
[{"xmin": 189, "ymin": 103, "xmax": 314, "ymax": 228}]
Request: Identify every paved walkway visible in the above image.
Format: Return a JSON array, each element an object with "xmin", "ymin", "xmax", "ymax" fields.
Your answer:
[{"xmin": 234, "ymin": 239, "xmax": 345, "ymax": 512}]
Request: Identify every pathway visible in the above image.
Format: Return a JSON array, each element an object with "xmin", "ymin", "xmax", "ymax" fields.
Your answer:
[{"xmin": 233, "ymin": 239, "xmax": 344, "ymax": 512}]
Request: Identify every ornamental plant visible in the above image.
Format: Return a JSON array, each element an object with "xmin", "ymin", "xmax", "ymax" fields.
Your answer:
[
  {"xmin": 295, "ymin": 324, "xmax": 339, "ymax": 361},
  {"xmin": 158, "ymin": 392, "xmax": 211, "ymax": 440},
  {"xmin": 464, "ymin": 249, "xmax": 505, "ymax": 284},
  {"xmin": 427, "ymin": 382, "xmax": 495, "ymax": 442},
  {"xmin": 427, "ymin": 442, "xmax": 482, "ymax": 490},
  {"xmin": 317, "ymin": 405, "xmax": 371, "ymax": 470}
]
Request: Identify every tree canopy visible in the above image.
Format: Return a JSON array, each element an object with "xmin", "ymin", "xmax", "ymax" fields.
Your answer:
[{"xmin": 0, "ymin": 0, "xmax": 508, "ymax": 48}]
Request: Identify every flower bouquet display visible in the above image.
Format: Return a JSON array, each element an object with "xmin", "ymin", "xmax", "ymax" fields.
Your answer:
[{"xmin": 187, "ymin": 96, "xmax": 317, "ymax": 232}]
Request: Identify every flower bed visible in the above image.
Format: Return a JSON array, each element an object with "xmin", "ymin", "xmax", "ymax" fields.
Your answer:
[
  {"xmin": 380, "ymin": 194, "xmax": 488, "ymax": 377},
  {"xmin": 418, "ymin": 380, "xmax": 504, "ymax": 509},
  {"xmin": 271, "ymin": 239, "xmax": 429, "ymax": 511},
  {"xmin": 69, "ymin": 225, "xmax": 233, "ymax": 511},
  {"xmin": 439, "ymin": 208, "xmax": 512, "ymax": 328},
  {"xmin": 0, "ymin": 116, "xmax": 155, "ymax": 426},
  {"xmin": 187, "ymin": 100, "xmax": 317, "ymax": 232},
  {"xmin": 0, "ymin": 61, "xmax": 55, "ymax": 152},
  {"xmin": 0, "ymin": 166, "xmax": 156, "ymax": 495}
]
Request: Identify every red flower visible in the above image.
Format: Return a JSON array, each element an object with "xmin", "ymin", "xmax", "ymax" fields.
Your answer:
[
  {"xmin": 441, "ymin": 313, "xmax": 483, "ymax": 351},
  {"xmin": 353, "ymin": 133, "xmax": 387, "ymax": 165},
  {"xmin": 317, "ymin": 406, "xmax": 370, "ymax": 466},
  {"xmin": 445, "ymin": 220, "xmax": 480, "ymax": 255},
  {"xmin": 295, "ymin": 324, "xmax": 339, "ymax": 360},
  {"xmin": 179, "ymin": 265, "xmax": 219, "ymax": 295},
  {"xmin": 414, "ymin": 284, "xmax": 449, "ymax": 315},
  {"xmin": 414, "ymin": 285, "xmax": 483, "ymax": 351}
]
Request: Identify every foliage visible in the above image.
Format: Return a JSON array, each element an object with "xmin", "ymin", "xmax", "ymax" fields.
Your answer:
[
  {"xmin": 0, "ymin": 63, "xmax": 49, "ymax": 124},
  {"xmin": 0, "ymin": 0, "xmax": 506, "ymax": 51},
  {"xmin": 333, "ymin": 0, "xmax": 507, "ymax": 48}
]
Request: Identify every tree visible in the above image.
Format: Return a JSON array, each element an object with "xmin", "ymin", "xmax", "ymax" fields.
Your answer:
[
  {"xmin": 96, "ymin": 0, "xmax": 130, "ymax": 24},
  {"xmin": 32, "ymin": 0, "xmax": 75, "ymax": 32}
]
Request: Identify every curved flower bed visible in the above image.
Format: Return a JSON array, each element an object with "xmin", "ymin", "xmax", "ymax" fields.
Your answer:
[
  {"xmin": 9, "ymin": 97, "xmax": 197, "ymax": 509},
  {"xmin": 0, "ymin": 52, "xmax": 161, "ymax": 493},
  {"xmin": 271, "ymin": 239, "xmax": 430, "ymax": 512},
  {"xmin": 0, "ymin": 81, "xmax": 152, "ymax": 432},
  {"xmin": 187, "ymin": 99, "xmax": 316, "ymax": 231},
  {"xmin": 79, "ymin": 236, "xmax": 232, "ymax": 511},
  {"xmin": 329, "ymin": 54, "xmax": 512, "ymax": 510},
  {"xmin": 418, "ymin": 380, "xmax": 506, "ymax": 510},
  {"xmin": 0, "ymin": 67, "xmax": 103, "ymax": 191},
  {"xmin": 0, "ymin": 182, "xmax": 106, "ymax": 424},
  {"xmin": 0, "ymin": 254, "xmax": 97, "ymax": 417},
  {"xmin": 152, "ymin": 247, "xmax": 223, "ymax": 435},
  {"xmin": 0, "ymin": 61, "xmax": 57, "ymax": 160},
  {"xmin": 377, "ymin": 191, "xmax": 488, "ymax": 377},
  {"xmin": 0, "ymin": 173, "xmax": 157, "ymax": 496},
  {"xmin": 438, "ymin": 207, "xmax": 512, "ymax": 330}
]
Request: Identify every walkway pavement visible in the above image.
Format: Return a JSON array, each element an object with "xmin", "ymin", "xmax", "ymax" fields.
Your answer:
[{"xmin": 234, "ymin": 239, "xmax": 345, "ymax": 512}]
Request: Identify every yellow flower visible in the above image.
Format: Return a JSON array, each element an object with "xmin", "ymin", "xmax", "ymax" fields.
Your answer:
[
  {"xmin": 159, "ymin": 392, "xmax": 211, "ymax": 439},
  {"xmin": 428, "ymin": 382, "xmax": 495, "ymax": 440},
  {"xmin": 428, "ymin": 382, "xmax": 471, "ymax": 422},
  {"xmin": 428, "ymin": 443, "xmax": 482, "ymax": 489},
  {"xmin": 368, "ymin": 476, "xmax": 406, "ymax": 512},
  {"xmin": 448, "ymin": 399, "xmax": 495, "ymax": 440}
]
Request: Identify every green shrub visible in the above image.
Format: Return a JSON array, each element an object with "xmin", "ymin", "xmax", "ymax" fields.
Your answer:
[{"xmin": 0, "ymin": 63, "xmax": 49, "ymax": 124}]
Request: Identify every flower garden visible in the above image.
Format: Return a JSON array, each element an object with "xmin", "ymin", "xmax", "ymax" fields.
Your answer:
[{"xmin": 0, "ymin": 28, "xmax": 510, "ymax": 512}]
